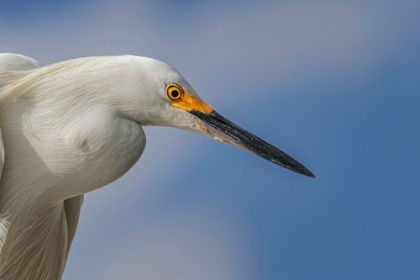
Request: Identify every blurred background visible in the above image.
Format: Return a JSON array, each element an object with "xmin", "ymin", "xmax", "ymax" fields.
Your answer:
[{"xmin": 1, "ymin": 0, "xmax": 419, "ymax": 279}]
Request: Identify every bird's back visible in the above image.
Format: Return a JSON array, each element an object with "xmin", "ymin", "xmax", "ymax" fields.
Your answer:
[
  {"xmin": 0, "ymin": 53, "xmax": 42, "ymax": 71},
  {"xmin": 0, "ymin": 53, "xmax": 41, "ymax": 179},
  {"xmin": 0, "ymin": 53, "xmax": 85, "ymax": 280}
]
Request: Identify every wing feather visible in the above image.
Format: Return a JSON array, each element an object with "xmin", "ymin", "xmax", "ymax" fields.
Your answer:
[{"xmin": 0, "ymin": 54, "xmax": 85, "ymax": 279}]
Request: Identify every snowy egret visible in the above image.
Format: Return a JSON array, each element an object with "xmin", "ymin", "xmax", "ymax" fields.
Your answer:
[{"xmin": 0, "ymin": 53, "xmax": 314, "ymax": 280}]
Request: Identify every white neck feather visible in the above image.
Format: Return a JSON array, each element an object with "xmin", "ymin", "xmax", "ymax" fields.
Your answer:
[{"xmin": 0, "ymin": 57, "xmax": 148, "ymax": 279}]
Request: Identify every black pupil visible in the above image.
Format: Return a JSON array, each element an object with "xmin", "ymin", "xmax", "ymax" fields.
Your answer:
[{"xmin": 171, "ymin": 89, "xmax": 180, "ymax": 98}]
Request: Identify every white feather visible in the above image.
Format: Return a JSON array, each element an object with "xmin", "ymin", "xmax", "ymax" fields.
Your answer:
[{"xmin": 0, "ymin": 54, "xmax": 201, "ymax": 280}]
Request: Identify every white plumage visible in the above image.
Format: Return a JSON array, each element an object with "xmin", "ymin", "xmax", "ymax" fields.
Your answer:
[{"xmin": 0, "ymin": 53, "xmax": 313, "ymax": 280}]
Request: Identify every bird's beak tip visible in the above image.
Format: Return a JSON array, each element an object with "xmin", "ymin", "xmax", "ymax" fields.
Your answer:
[
  {"xmin": 277, "ymin": 160, "xmax": 315, "ymax": 178},
  {"xmin": 306, "ymin": 171, "xmax": 316, "ymax": 178}
]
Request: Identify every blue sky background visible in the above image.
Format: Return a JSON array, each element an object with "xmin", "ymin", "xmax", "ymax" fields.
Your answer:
[{"xmin": 1, "ymin": 0, "xmax": 420, "ymax": 279}]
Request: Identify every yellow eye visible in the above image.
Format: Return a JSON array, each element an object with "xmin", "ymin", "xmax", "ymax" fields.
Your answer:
[{"xmin": 166, "ymin": 84, "xmax": 184, "ymax": 101}]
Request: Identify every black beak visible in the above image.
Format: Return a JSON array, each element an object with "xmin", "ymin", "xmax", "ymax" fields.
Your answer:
[{"xmin": 191, "ymin": 110, "xmax": 314, "ymax": 178}]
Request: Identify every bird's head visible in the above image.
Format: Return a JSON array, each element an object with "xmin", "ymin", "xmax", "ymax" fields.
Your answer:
[{"xmin": 112, "ymin": 56, "xmax": 314, "ymax": 177}]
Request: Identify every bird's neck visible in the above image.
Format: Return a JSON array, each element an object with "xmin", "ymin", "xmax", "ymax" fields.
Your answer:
[
  {"xmin": 0, "ymin": 62, "xmax": 148, "ymax": 280},
  {"xmin": 0, "ymin": 202, "xmax": 68, "ymax": 280}
]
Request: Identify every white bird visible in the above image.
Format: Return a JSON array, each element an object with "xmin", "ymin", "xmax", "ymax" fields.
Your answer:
[{"xmin": 0, "ymin": 53, "xmax": 314, "ymax": 280}]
